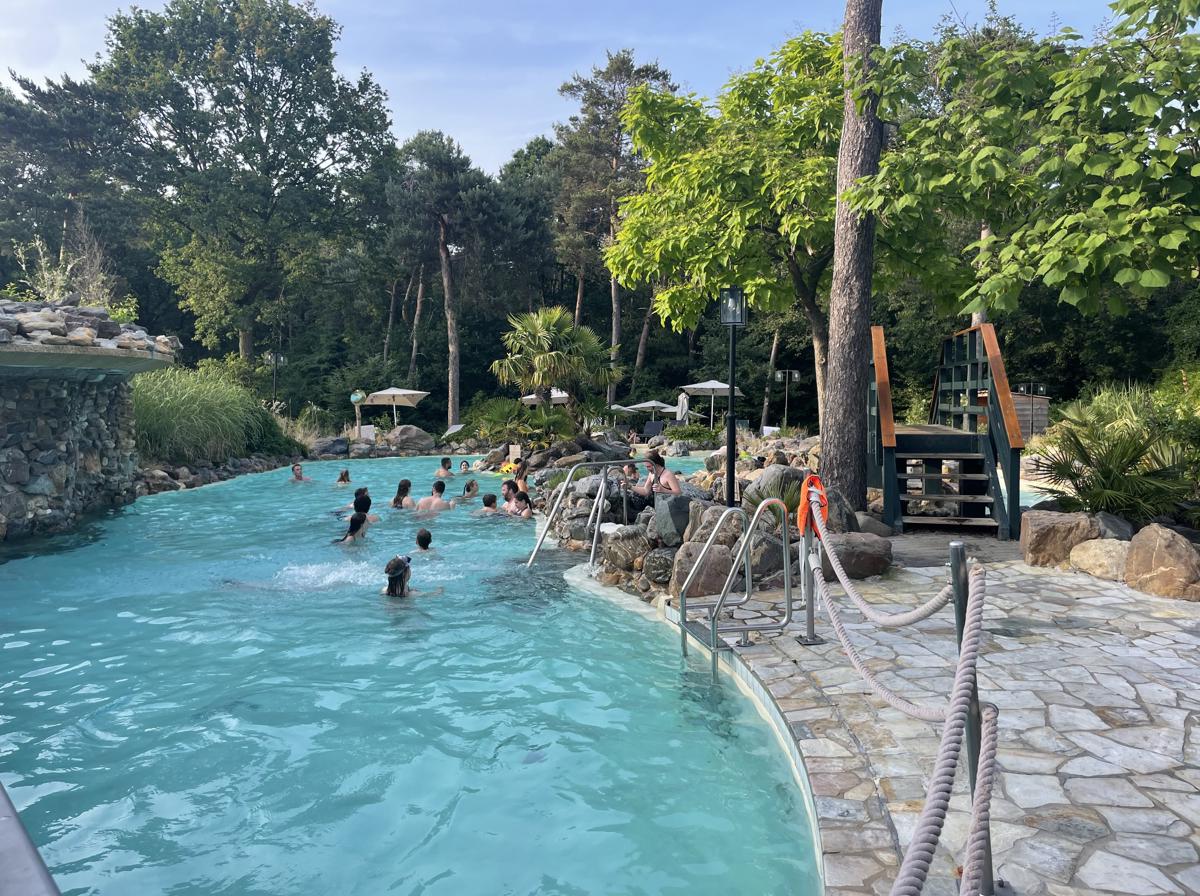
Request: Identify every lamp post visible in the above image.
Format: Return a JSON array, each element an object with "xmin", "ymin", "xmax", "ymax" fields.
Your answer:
[
  {"xmin": 720, "ymin": 287, "xmax": 747, "ymax": 507},
  {"xmin": 267, "ymin": 351, "xmax": 286, "ymax": 404},
  {"xmin": 774, "ymin": 368, "xmax": 801, "ymax": 430},
  {"xmin": 1014, "ymin": 381, "xmax": 1047, "ymax": 438}
]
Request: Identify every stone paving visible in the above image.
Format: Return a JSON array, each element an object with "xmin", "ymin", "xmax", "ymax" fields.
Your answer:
[{"xmin": 672, "ymin": 542, "xmax": 1200, "ymax": 895}]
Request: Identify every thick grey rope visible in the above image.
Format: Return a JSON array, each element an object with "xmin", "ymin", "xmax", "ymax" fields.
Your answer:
[
  {"xmin": 810, "ymin": 502, "xmax": 954, "ymax": 626},
  {"xmin": 888, "ymin": 564, "xmax": 988, "ymax": 896},
  {"xmin": 811, "ymin": 559, "xmax": 949, "ymax": 722},
  {"xmin": 960, "ymin": 701, "xmax": 1001, "ymax": 895}
]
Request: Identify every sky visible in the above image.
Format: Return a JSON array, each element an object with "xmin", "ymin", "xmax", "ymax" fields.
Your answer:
[{"xmin": 0, "ymin": 0, "xmax": 1113, "ymax": 172}]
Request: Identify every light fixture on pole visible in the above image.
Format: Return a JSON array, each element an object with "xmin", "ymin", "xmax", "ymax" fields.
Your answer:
[
  {"xmin": 774, "ymin": 368, "xmax": 801, "ymax": 430},
  {"xmin": 719, "ymin": 287, "xmax": 747, "ymax": 507},
  {"xmin": 267, "ymin": 351, "xmax": 286, "ymax": 404}
]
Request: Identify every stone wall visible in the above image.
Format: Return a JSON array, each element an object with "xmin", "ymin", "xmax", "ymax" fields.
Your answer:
[
  {"xmin": 0, "ymin": 374, "xmax": 139, "ymax": 539},
  {"xmin": 0, "ymin": 300, "xmax": 174, "ymax": 541}
]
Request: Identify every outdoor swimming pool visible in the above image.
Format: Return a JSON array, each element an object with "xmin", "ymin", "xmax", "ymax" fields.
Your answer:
[{"xmin": 0, "ymin": 456, "xmax": 821, "ymax": 895}]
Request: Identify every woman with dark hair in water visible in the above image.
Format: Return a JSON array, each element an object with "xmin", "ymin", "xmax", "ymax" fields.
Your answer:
[
  {"xmin": 333, "ymin": 512, "xmax": 368, "ymax": 545},
  {"xmin": 513, "ymin": 458, "xmax": 530, "ymax": 494},
  {"xmin": 452, "ymin": 479, "xmax": 479, "ymax": 507},
  {"xmin": 336, "ymin": 469, "xmax": 351, "ymax": 485},
  {"xmin": 384, "ymin": 555, "xmax": 413, "ymax": 596},
  {"xmin": 391, "ymin": 479, "xmax": 415, "ymax": 509},
  {"xmin": 512, "ymin": 490, "xmax": 534, "ymax": 520}
]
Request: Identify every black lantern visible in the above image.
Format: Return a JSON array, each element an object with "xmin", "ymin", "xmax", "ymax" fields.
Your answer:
[{"xmin": 719, "ymin": 286, "xmax": 747, "ymax": 326}]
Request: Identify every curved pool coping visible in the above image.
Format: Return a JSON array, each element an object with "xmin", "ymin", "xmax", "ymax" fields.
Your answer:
[{"xmin": 563, "ymin": 564, "xmax": 828, "ymax": 892}]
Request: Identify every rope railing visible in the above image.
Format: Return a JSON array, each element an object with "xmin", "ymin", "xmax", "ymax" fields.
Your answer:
[{"xmin": 797, "ymin": 485, "xmax": 998, "ymax": 896}]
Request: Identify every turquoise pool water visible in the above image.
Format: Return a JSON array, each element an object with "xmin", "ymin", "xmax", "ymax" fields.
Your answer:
[{"xmin": 0, "ymin": 457, "xmax": 820, "ymax": 895}]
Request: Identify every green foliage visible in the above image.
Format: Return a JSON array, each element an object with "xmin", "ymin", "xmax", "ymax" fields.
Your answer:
[
  {"xmin": 132, "ymin": 367, "xmax": 301, "ymax": 463},
  {"xmin": 461, "ymin": 395, "xmax": 575, "ymax": 448},
  {"xmin": 297, "ymin": 402, "xmax": 337, "ymax": 436},
  {"xmin": 741, "ymin": 476, "xmax": 804, "ymax": 517},
  {"xmin": 668, "ymin": 423, "xmax": 721, "ymax": 444}
]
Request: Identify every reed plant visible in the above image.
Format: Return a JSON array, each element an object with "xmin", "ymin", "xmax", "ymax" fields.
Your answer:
[{"xmin": 132, "ymin": 368, "xmax": 300, "ymax": 463}]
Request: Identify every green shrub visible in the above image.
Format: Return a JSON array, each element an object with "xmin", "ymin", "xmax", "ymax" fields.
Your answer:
[
  {"xmin": 132, "ymin": 367, "xmax": 302, "ymax": 463},
  {"xmin": 667, "ymin": 423, "xmax": 720, "ymax": 444}
]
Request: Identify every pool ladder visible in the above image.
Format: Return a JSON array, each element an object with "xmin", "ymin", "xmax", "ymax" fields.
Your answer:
[
  {"xmin": 677, "ymin": 497, "xmax": 823, "ymax": 677},
  {"xmin": 528, "ymin": 460, "xmax": 632, "ymax": 572}
]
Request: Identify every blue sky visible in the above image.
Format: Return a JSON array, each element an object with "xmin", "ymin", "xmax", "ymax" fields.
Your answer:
[{"xmin": 1, "ymin": 0, "xmax": 1113, "ymax": 172}]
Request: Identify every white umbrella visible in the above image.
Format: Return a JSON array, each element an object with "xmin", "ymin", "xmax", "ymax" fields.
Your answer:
[
  {"xmin": 442, "ymin": 423, "xmax": 465, "ymax": 441},
  {"xmin": 676, "ymin": 392, "xmax": 689, "ymax": 422},
  {"xmin": 363, "ymin": 387, "xmax": 430, "ymax": 426},
  {"xmin": 625, "ymin": 399, "xmax": 676, "ymax": 421},
  {"xmin": 520, "ymin": 387, "xmax": 570, "ymax": 406},
  {"xmin": 682, "ymin": 380, "xmax": 745, "ymax": 428}
]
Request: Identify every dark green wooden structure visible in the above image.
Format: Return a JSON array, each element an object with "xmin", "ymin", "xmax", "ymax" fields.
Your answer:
[{"xmin": 868, "ymin": 324, "xmax": 1024, "ymax": 539}]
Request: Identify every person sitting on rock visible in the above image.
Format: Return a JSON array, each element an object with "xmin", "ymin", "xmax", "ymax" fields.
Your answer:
[
  {"xmin": 632, "ymin": 451, "xmax": 681, "ymax": 499},
  {"xmin": 476, "ymin": 493, "xmax": 500, "ymax": 515},
  {"xmin": 416, "ymin": 480, "xmax": 452, "ymax": 512},
  {"xmin": 290, "ymin": 463, "xmax": 312, "ymax": 482},
  {"xmin": 434, "ymin": 457, "xmax": 455, "ymax": 478},
  {"xmin": 391, "ymin": 479, "xmax": 415, "ymax": 509},
  {"xmin": 333, "ymin": 511, "xmax": 368, "ymax": 545}
]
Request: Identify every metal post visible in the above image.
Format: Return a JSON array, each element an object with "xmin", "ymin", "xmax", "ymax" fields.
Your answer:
[
  {"xmin": 726, "ymin": 325, "xmax": 737, "ymax": 508},
  {"xmin": 783, "ymin": 374, "xmax": 789, "ymax": 431},
  {"xmin": 588, "ymin": 473, "xmax": 608, "ymax": 570},
  {"xmin": 950, "ymin": 540, "xmax": 994, "ymax": 895},
  {"xmin": 796, "ymin": 522, "xmax": 823, "ymax": 646}
]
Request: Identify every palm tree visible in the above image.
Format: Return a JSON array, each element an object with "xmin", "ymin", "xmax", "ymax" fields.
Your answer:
[{"xmin": 491, "ymin": 306, "xmax": 622, "ymax": 430}]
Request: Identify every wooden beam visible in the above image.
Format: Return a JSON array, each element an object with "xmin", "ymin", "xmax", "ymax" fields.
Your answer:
[
  {"xmin": 870, "ymin": 325, "xmax": 896, "ymax": 448},
  {"xmin": 979, "ymin": 323, "xmax": 1025, "ymax": 450}
]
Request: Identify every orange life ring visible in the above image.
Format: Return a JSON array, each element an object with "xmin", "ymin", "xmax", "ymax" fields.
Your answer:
[{"xmin": 796, "ymin": 473, "xmax": 829, "ymax": 539}]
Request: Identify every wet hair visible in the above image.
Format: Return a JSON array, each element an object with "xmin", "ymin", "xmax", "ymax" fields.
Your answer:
[
  {"xmin": 416, "ymin": 528, "xmax": 432, "ymax": 550},
  {"xmin": 354, "ymin": 487, "xmax": 368, "ymax": 498},
  {"xmin": 392, "ymin": 479, "xmax": 411, "ymax": 506},
  {"xmin": 291, "ymin": 463, "xmax": 302, "ymax": 472},
  {"xmin": 432, "ymin": 480, "xmax": 445, "ymax": 496},
  {"xmin": 514, "ymin": 458, "xmax": 529, "ymax": 479},
  {"xmin": 385, "ymin": 555, "xmax": 412, "ymax": 596},
  {"xmin": 502, "ymin": 479, "xmax": 517, "ymax": 496},
  {"xmin": 354, "ymin": 493, "xmax": 372, "ymax": 514},
  {"xmin": 462, "ymin": 479, "xmax": 477, "ymax": 497},
  {"xmin": 334, "ymin": 511, "xmax": 368, "ymax": 543},
  {"xmin": 646, "ymin": 451, "xmax": 666, "ymax": 469},
  {"xmin": 337, "ymin": 469, "xmax": 350, "ymax": 483},
  {"xmin": 482, "ymin": 493, "xmax": 497, "ymax": 508},
  {"xmin": 459, "ymin": 460, "xmax": 470, "ymax": 470},
  {"xmin": 623, "ymin": 463, "xmax": 638, "ymax": 477},
  {"xmin": 514, "ymin": 491, "xmax": 533, "ymax": 513},
  {"xmin": 440, "ymin": 457, "xmax": 451, "ymax": 468}
]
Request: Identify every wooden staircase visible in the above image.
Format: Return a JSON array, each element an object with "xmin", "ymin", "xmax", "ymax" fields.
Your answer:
[{"xmin": 868, "ymin": 324, "xmax": 1024, "ymax": 540}]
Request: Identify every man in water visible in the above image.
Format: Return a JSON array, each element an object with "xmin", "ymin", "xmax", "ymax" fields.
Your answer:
[
  {"xmin": 500, "ymin": 479, "xmax": 520, "ymax": 514},
  {"xmin": 416, "ymin": 480, "xmax": 452, "ymax": 512},
  {"xmin": 290, "ymin": 463, "xmax": 312, "ymax": 482},
  {"xmin": 415, "ymin": 528, "xmax": 434, "ymax": 553},
  {"xmin": 476, "ymin": 493, "xmax": 500, "ymax": 515},
  {"xmin": 434, "ymin": 457, "xmax": 455, "ymax": 479}
]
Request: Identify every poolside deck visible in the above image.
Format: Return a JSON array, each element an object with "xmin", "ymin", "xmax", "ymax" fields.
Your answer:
[{"xmin": 673, "ymin": 538, "xmax": 1200, "ymax": 895}]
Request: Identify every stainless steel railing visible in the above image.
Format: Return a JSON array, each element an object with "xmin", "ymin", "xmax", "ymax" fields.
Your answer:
[{"xmin": 527, "ymin": 460, "xmax": 630, "ymax": 570}]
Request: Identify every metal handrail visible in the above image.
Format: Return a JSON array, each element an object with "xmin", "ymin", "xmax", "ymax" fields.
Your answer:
[
  {"xmin": 677, "ymin": 506, "xmax": 748, "ymax": 657},
  {"xmin": 707, "ymin": 497, "xmax": 796, "ymax": 675},
  {"xmin": 527, "ymin": 459, "xmax": 630, "ymax": 568}
]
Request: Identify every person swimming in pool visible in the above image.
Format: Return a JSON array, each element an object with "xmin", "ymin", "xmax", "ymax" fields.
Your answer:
[
  {"xmin": 391, "ymin": 479, "xmax": 415, "ymax": 509},
  {"xmin": 459, "ymin": 460, "xmax": 471, "ymax": 474},
  {"xmin": 512, "ymin": 491, "xmax": 534, "ymax": 520},
  {"xmin": 290, "ymin": 463, "xmax": 312, "ymax": 482},
  {"xmin": 434, "ymin": 457, "xmax": 455, "ymax": 479},
  {"xmin": 475, "ymin": 493, "xmax": 500, "ymax": 515},
  {"xmin": 415, "ymin": 528, "xmax": 434, "ymax": 553},
  {"xmin": 416, "ymin": 480, "xmax": 452, "ymax": 512},
  {"xmin": 451, "ymin": 479, "xmax": 479, "ymax": 507},
  {"xmin": 381, "ymin": 555, "xmax": 443, "ymax": 597},
  {"xmin": 333, "ymin": 511, "xmax": 368, "ymax": 545},
  {"xmin": 336, "ymin": 469, "xmax": 351, "ymax": 485}
]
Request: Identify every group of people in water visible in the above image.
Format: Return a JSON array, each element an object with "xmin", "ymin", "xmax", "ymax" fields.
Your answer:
[{"xmin": 288, "ymin": 456, "xmax": 539, "ymax": 597}]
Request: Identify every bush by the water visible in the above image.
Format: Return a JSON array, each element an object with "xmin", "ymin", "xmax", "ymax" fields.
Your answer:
[
  {"xmin": 132, "ymin": 368, "xmax": 303, "ymax": 463},
  {"xmin": 667, "ymin": 423, "xmax": 721, "ymax": 445}
]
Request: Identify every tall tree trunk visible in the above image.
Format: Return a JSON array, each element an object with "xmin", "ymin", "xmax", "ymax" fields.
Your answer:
[
  {"xmin": 821, "ymin": 0, "xmax": 884, "ymax": 510},
  {"xmin": 760, "ymin": 329, "xmax": 781, "ymax": 431},
  {"xmin": 787, "ymin": 257, "xmax": 831, "ymax": 433},
  {"xmin": 574, "ymin": 268, "xmax": 585, "ymax": 327},
  {"xmin": 970, "ymin": 222, "xmax": 991, "ymax": 326},
  {"xmin": 383, "ymin": 271, "xmax": 415, "ymax": 365},
  {"xmin": 631, "ymin": 300, "xmax": 654, "ymax": 391},
  {"xmin": 238, "ymin": 325, "xmax": 254, "ymax": 361},
  {"xmin": 407, "ymin": 264, "xmax": 426, "ymax": 385},
  {"xmin": 437, "ymin": 222, "xmax": 460, "ymax": 427},
  {"xmin": 608, "ymin": 274, "xmax": 621, "ymax": 404}
]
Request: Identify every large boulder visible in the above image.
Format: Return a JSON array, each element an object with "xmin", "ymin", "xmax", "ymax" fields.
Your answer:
[
  {"xmin": 349, "ymin": 440, "xmax": 373, "ymax": 458},
  {"xmin": 732, "ymin": 530, "xmax": 793, "ymax": 580},
  {"xmin": 643, "ymin": 547, "xmax": 678, "ymax": 584},
  {"xmin": 602, "ymin": 525, "xmax": 652, "ymax": 571},
  {"xmin": 554, "ymin": 452, "xmax": 590, "ymax": 468},
  {"xmin": 647, "ymin": 434, "xmax": 667, "ymax": 449},
  {"xmin": 481, "ymin": 445, "xmax": 508, "ymax": 468},
  {"xmin": 824, "ymin": 487, "xmax": 861, "ymax": 534},
  {"xmin": 653, "ymin": 494, "xmax": 693, "ymax": 547},
  {"xmin": 1093, "ymin": 511, "xmax": 1134, "ymax": 541},
  {"xmin": 687, "ymin": 504, "xmax": 743, "ymax": 547},
  {"xmin": 311, "ymin": 436, "xmax": 349, "ymax": 457},
  {"xmin": 1069, "ymin": 538, "xmax": 1130, "ymax": 582},
  {"xmin": 669, "ymin": 542, "xmax": 733, "ymax": 598},
  {"xmin": 1020, "ymin": 511, "xmax": 1101, "ymax": 567},
  {"xmin": 666, "ymin": 440, "xmax": 690, "ymax": 457},
  {"xmin": 386, "ymin": 425, "xmax": 435, "ymax": 452},
  {"xmin": 820, "ymin": 532, "xmax": 892, "ymax": 579},
  {"xmin": 677, "ymin": 480, "xmax": 712, "ymax": 502},
  {"xmin": 705, "ymin": 447, "xmax": 726, "ymax": 473},
  {"xmin": 855, "ymin": 512, "xmax": 894, "ymax": 538},
  {"xmin": 1124, "ymin": 524, "xmax": 1200, "ymax": 599},
  {"xmin": 741, "ymin": 464, "xmax": 806, "ymax": 509}
]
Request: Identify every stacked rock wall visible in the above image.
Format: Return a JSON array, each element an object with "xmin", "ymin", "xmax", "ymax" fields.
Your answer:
[{"xmin": 0, "ymin": 375, "xmax": 138, "ymax": 539}]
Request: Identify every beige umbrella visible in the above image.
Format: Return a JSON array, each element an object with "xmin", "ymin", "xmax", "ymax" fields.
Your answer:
[
  {"xmin": 626, "ymin": 399, "xmax": 676, "ymax": 421},
  {"xmin": 682, "ymin": 380, "xmax": 746, "ymax": 427},
  {"xmin": 520, "ymin": 387, "xmax": 570, "ymax": 406},
  {"xmin": 363, "ymin": 387, "xmax": 430, "ymax": 426}
]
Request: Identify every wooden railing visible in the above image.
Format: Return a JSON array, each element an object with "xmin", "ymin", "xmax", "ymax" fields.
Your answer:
[
  {"xmin": 930, "ymin": 323, "xmax": 1023, "ymax": 536},
  {"xmin": 867, "ymin": 326, "xmax": 901, "ymax": 526}
]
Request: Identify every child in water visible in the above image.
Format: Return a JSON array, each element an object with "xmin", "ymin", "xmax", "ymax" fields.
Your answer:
[{"xmin": 382, "ymin": 555, "xmax": 442, "ymax": 597}]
